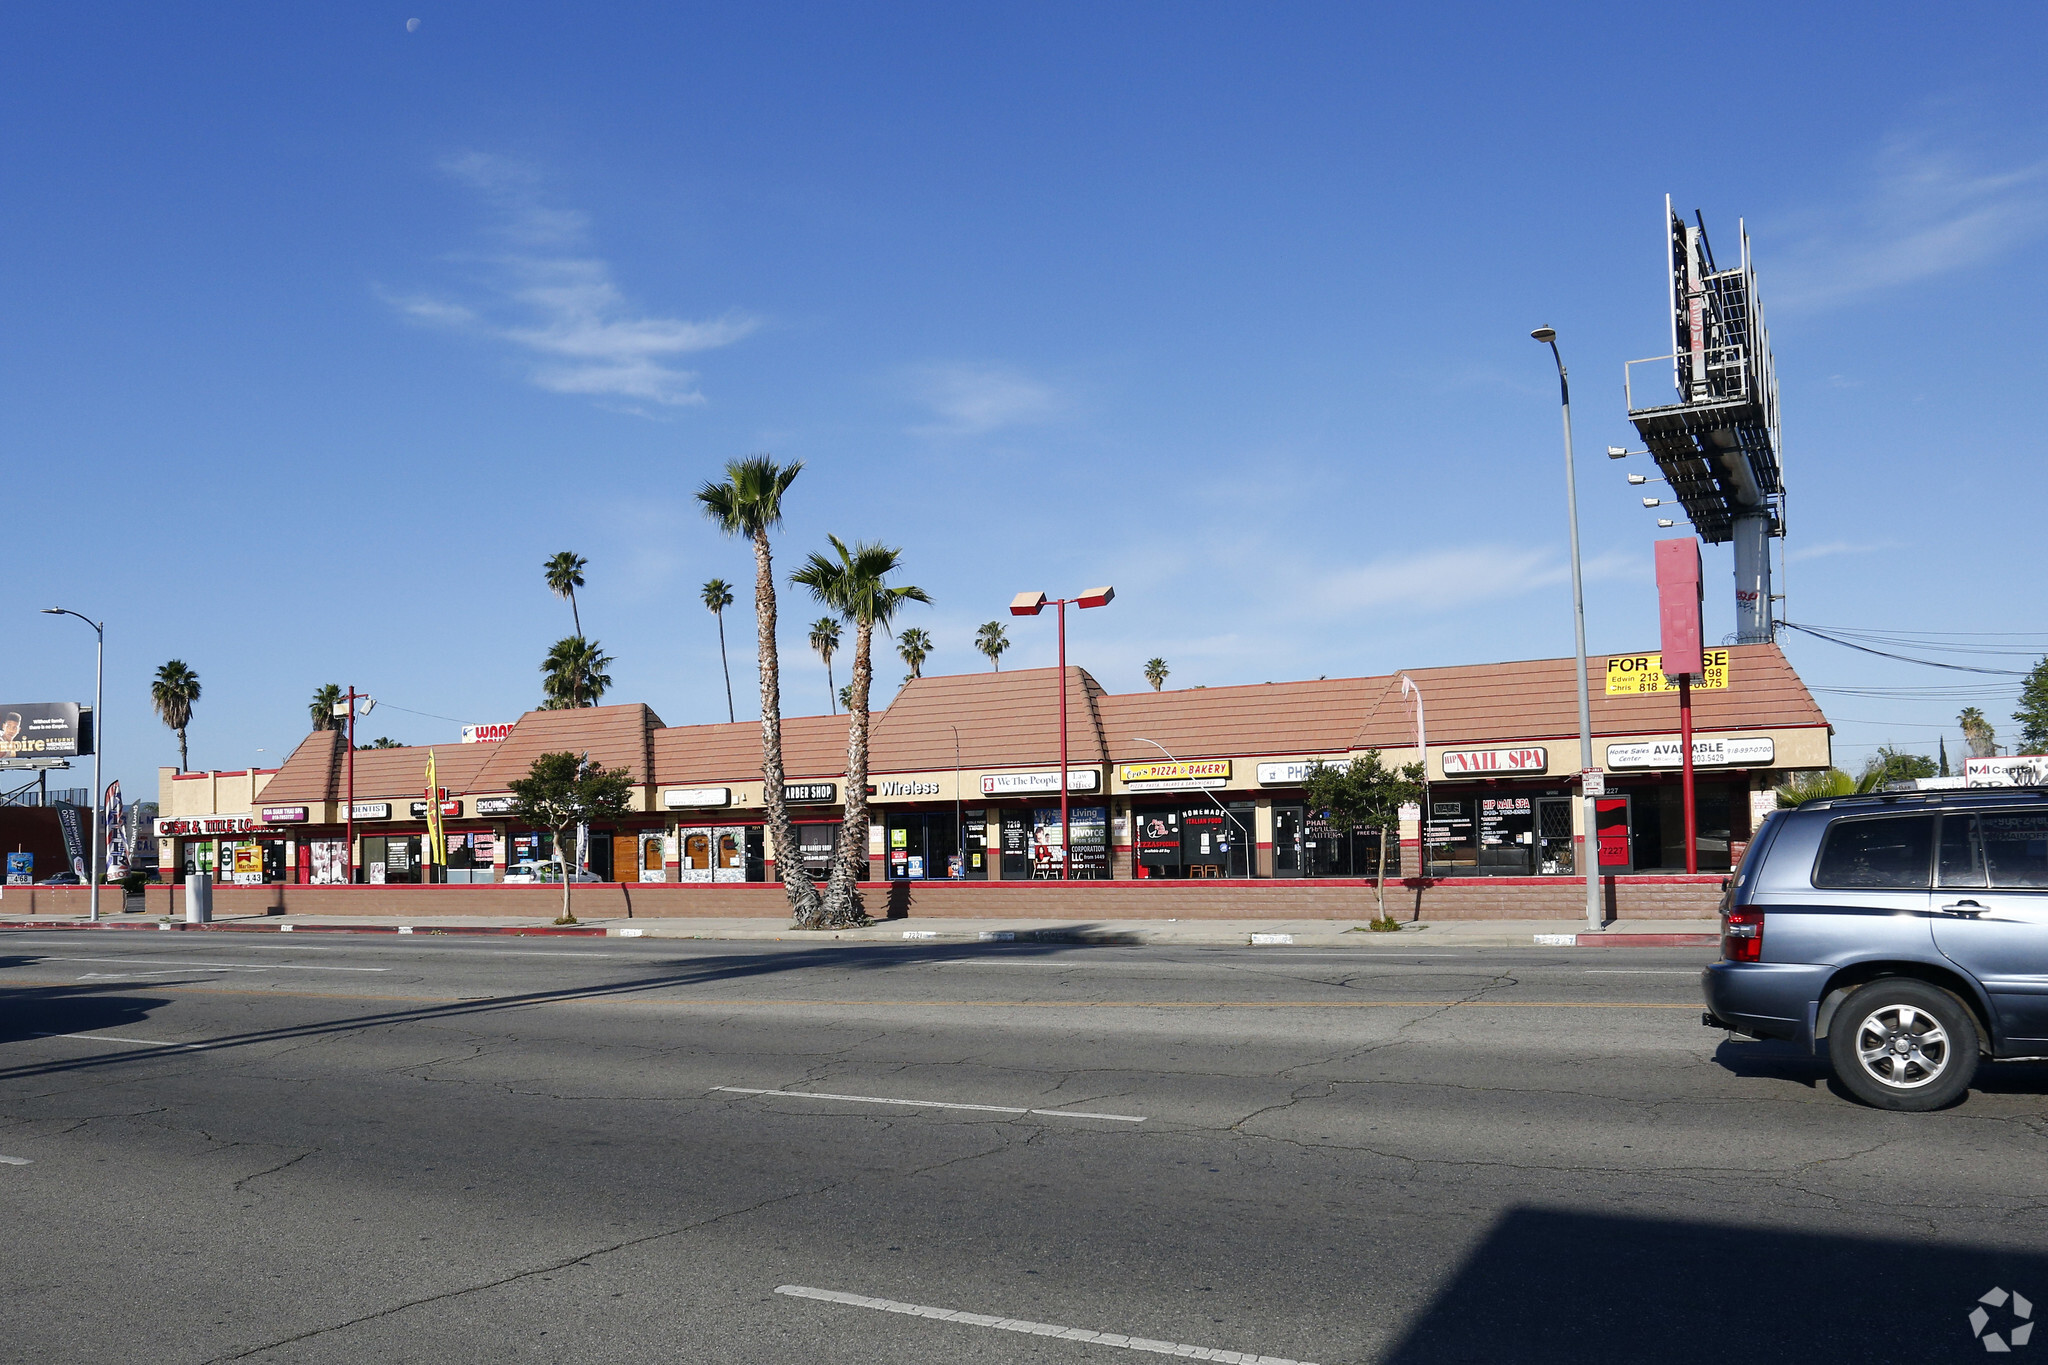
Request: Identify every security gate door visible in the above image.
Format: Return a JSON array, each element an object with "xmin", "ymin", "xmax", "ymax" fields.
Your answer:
[{"xmin": 1536, "ymin": 798, "xmax": 1576, "ymax": 876}]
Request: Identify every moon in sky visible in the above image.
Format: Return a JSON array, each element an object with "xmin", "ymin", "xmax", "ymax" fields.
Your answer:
[{"xmin": 406, "ymin": 17, "xmax": 421, "ymax": 32}]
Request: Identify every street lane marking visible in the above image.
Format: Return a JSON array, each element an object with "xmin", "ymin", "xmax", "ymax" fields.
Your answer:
[
  {"xmin": 45, "ymin": 957, "xmax": 389, "ymax": 973},
  {"xmin": 776, "ymin": 1284, "xmax": 1316, "ymax": 1363},
  {"xmin": 1583, "ymin": 970, "xmax": 1700, "ymax": 975},
  {"xmin": 716, "ymin": 1087, "xmax": 1146, "ymax": 1122},
  {"xmin": 0, "ymin": 1156, "xmax": 29, "ymax": 1166},
  {"xmin": 32, "ymin": 1032, "xmax": 182, "ymax": 1047}
]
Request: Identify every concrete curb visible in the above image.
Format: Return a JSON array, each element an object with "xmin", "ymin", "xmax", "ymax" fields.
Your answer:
[{"xmin": 0, "ymin": 920, "xmax": 608, "ymax": 937}]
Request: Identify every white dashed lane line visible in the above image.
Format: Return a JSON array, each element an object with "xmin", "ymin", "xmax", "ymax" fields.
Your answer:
[
  {"xmin": 33, "ymin": 1031, "xmax": 183, "ymax": 1047},
  {"xmin": 714, "ymin": 1087, "xmax": 1146, "ymax": 1123},
  {"xmin": 776, "ymin": 1285, "xmax": 1317, "ymax": 1363},
  {"xmin": 0, "ymin": 1156, "xmax": 30, "ymax": 1166},
  {"xmin": 40, "ymin": 957, "xmax": 390, "ymax": 973}
]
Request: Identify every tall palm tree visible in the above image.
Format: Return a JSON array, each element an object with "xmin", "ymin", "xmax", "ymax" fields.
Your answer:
[
  {"xmin": 151, "ymin": 661, "xmax": 201, "ymax": 773},
  {"xmin": 696, "ymin": 455, "xmax": 823, "ymax": 925},
  {"xmin": 793, "ymin": 535, "xmax": 931, "ymax": 924},
  {"xmin": 702, "ymin": 578, "xmax": 736, "ymax": 723},
  {"xmin": 810, "ymin": 617, "xmax": 842, "ymax": 712},
  {"xmin": 974, "ymin": 621, "xmax": 1008, "ymax": 671},
  {"xmin": 309, "ymin": 683, "xmax": 343, "ymax": 731},
  {"xmin": 1143, "ymin": 657, "xmax": 1170, "ymax": 691},
  {"xmin": 1959, "ymin": 706, "xmax": 1997, "ymax": 759},
  {"xmin": 540, "ymin": 636, "xmax": 613, "ymax": 709},
  {"xmin": 897, "ymin": 627, "xmax": 932, "ymax": 680},
  {"xmin": 544, "ymin": 552, "xmax": 588, "ymax": 637}
]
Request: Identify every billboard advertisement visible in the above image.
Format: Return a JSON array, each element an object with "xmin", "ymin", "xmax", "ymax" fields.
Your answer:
[{"xmin": 0, "ymin": 702, "xmax": 87, "ymax": 760}]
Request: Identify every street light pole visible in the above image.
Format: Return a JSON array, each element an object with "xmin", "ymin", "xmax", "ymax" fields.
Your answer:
[
  {"xmin": 1010, "ymin": 586, "xmax": 1115, "ymax": 881},
  {"xmin": 42, "ymin": 608, "xmax": 104, "ymax": 922},
  {"xmin": 1399, "ymin": 674, "xmax": 1429, "ymax": 881},
  {"xmin": 1531, "ymin": 328, "xmax": 1604, "ymax": 934}
]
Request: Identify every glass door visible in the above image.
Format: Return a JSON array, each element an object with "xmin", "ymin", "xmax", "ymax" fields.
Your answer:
[
  {"xmin": 1273, "ymin": 805, "xmax": 1304, "ymax": 877},
  {"xmin": 1536, "ymin": 798, "xmax": 1575, "ymax": 875}
]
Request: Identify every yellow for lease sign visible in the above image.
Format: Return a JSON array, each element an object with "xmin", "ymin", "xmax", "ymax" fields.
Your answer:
[{"xmin": 1604, "ymin": 649, "xmax": 1730, "ymax": 695}]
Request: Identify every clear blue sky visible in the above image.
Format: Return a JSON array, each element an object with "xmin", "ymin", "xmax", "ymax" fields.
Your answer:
[{"xmin": 5, "ymin": 3, "xmax": 2045, "ymax": 797}]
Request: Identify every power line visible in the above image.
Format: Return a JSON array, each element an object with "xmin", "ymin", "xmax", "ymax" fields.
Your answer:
[{"xmin": 1781, "ymin": 622, "xmax": 2032, "ymax": 676}]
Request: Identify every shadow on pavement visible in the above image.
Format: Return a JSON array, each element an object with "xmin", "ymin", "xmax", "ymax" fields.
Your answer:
[
  {"xmin": 1711, "ymin": 1037, "xmax": 1827, "ymax": 1089},
  {"xmin": 0, "ymin": 935, "xmax": 1130, "ymax": 1081},
  {"xmin": 0, "ymin": 979, "xmax": 171, "ymax": 1046},
  {"xmin": 1380, "ymin": 1206, "xmax": 2046, "ymax": 1364}
]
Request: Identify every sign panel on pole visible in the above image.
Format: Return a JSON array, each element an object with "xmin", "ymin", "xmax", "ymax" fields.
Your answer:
[
  {"xmin": 1654, "ymin": 538, "xmax": 1704, "ymax": 680},
  {"xmin": 1604, "ymin": 651, "xmax": 1730, "ymax": 695}
]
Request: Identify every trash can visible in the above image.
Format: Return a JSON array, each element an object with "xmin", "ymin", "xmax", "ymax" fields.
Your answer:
[{"xmin": 184, "ymin": 872, "xmax": 213, "ymax": 924}]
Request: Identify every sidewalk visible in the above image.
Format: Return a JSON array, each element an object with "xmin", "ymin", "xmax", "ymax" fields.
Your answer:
[{"xmin": 0, "ymin": 911, "xmax": 1720, "ymax": 949}]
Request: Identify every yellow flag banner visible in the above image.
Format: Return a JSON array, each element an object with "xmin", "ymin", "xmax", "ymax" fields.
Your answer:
[
  {"xmin": 1604, "ymin": 649, "xmax": 1731, "ymax": 696},
  {"xmin": 424, "ymin": 750, "xmax": 446, "ymax": 867}
]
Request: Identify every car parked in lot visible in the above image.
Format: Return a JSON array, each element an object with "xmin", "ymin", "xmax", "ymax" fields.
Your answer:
[
  {"xmin": 1703, "ymin": 788, "xmax": 2048, "ymax": 1110},
  {"xmin": 502, "ymin": 860, "xmax": 602, "ymax": 884},
  {"xmin": 38, "ymin": 872, "xmax": 82, "ymax": 886}
]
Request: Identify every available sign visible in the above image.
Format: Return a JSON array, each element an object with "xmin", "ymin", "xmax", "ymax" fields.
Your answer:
[
  {"xmin": 260, "ymin": 806, "xmax": 310, "ymax": 824},
  {"xmin": 1604, "ymin": 650, "xmax": 1730, "ymax": 695},
  {"xmin": 1606, "ymin": 736, "xmax": 1775, "ymax": 769},
  {"xmin": 1119, "ymin": 759, "xmax": 1231, "ymax": 784},
  {"xmin": 979, "ymin": 770, "xmax": 1101, "ymax": 796},
  {"xmin": 1440, "ymin": 747, "xmax": 1548, "ymax": 777},
  {"xmin": 663, "ymin": 787, "xmax": 732, "ymax": 809},
  {"xmin": 784, "ymin": 782, "xmax": 838, "ymax": 804},
  {"xmin": 0, "ymin": 701, "xmax": 86, "ymax": 760},
  {"xmin": 461, "ymin": 722, "xmax": 515, "ymax": 744},
  {"xmin": 154, "ymin": 815, "xmax": 258, "ymax": 838}
]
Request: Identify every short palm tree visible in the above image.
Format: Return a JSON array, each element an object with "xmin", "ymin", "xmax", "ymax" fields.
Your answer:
[
  {"xmin": 810, "ymin": 617, "xmax": 842, "ymax": 712},
  {"xmin": 793, "ymin": 536, "xmax": 930, "ymax": 924},
  {"xmin": 309, "ymin": 683, "xmax": 343, "ymax": 731},
  {"xmin": 545, "ymin": 552, "xmax": 588, "ymax": 637},
  {"xmin": 1143, "ymin": 657, "xmax": 1169, "ymax": 691},
  {"xmin": 152, "ymin": 661, "xmax": 201, "ymax": 772},
  {"xmin": 540, "ymin": 636, "xmax": 613, "ymax": 709},
  {"xmin": 897, "ymin": 627, "xmax": 932, "ymax": 680},
  {"xmin": 703, "ymin": 578, "xmax": 736, "ymax": 723},
  {"xmin": 697, "ymin": 455, "xmax": 822, "ymax": 925},
  {"xmin": 974, "ymin": 621, "xmax": 1008, "ymax": 671}
]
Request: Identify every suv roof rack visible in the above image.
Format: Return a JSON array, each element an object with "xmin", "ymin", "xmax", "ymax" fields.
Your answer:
[{"xmin": 1804, "ymin": 787, "xmax": 2048, "ymax": 811}]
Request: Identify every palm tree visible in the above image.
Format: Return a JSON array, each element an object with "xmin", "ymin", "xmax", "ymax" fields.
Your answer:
[
  {"xmin": 703, "ymin": 578, "xmax": 736, "ymax": 723},
  {"xmin": 838, "ymin": 683, "xmax": 853, "ymax": 712},
  {"xmin": 897, "ymin": 627, "xmax": 932, "ymax": 680},
  {"xmin": 793, "ymin": 535, "xmax": 931, "ymax": 924},
  {"xmin": 1143, "ymin": 657, "xmax": 1169, "ymax": 691},
  {"xmin": 309, "ymin": 683, "xmax": 343, "ymax": 731},
  {"xmin": 810, "ymin": 617, "xmax": 842, "ymax": 712},
  {"xmin": 974, "ymin": 621, "xmax": 1008, "ymax": 671},
  {"xmin": 544, "ymin": 552, "xmax": 588, "ymax": 637},
  {"xmin": 151, "ymin": 661, "xmax": 201, "ymax": 773},
  {"xmin": 1959, "ymin": 706, "xmax": 1997, "ymax": 759},
  {"xmin": 540, "ymin": 636, "xmax": 613, "ymax": 709},
  {"xmin": 696, "ymin": 455, "xmax": 823, "ymax": 925}
]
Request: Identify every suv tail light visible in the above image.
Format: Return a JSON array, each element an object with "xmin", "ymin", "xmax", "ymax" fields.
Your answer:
[{"xmin": 1722, "ymin": 907, "xmax": 1764, "ymax": 962}]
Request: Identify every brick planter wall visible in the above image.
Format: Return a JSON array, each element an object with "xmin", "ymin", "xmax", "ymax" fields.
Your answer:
[{"xmin": 6, "ymin": 876, "xmax": 1723, "ymax": 922}]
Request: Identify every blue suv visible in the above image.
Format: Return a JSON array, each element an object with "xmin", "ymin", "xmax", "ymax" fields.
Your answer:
[{"xmin": 1702, "ymin": 789, "xmax": 2048, "ymax": 1110}]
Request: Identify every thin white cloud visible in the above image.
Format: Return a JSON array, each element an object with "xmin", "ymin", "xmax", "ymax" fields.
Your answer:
[
  {"xmin": 1308, "ymin": 544, "xmax": 1636, "ymax": 616},
  {"xmin": 390, "ymin": 153, "xmax": 756, "ymax": 409},
  {"xmin": 908, "ymin": 362, "xmax": 1062, "ymax": 436},
  {"xmin": 1788, "ymin": 539, "xmax": 1895, "ymax": 563},
  {"xmin": 1774, "ymin": 131, "xmax": 2048, "ymax": 310}
]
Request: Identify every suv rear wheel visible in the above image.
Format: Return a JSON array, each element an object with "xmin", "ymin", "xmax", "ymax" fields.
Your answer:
[{"xmin": 1828, "ymin": 979, "xmax": 1979, "ymax": 1111}]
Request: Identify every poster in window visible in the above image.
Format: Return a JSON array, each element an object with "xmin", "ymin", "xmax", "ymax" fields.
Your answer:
[
  {"xmin": 1030, "ymin": 809, "xmax": 1065, "ymax": 878},
  {"xmin": 309, "ymin": 840, "xmax": 349, "ymax": 885},
  {"xmin": 1136, "ymin": 809, "xmax": 1182, "ymax": 867},
  {"xmin": 1066, "ymin": 806, "xmax": 1108, "ymax": 879}
]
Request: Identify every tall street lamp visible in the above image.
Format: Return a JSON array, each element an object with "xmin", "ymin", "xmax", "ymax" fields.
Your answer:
[
  {"xmin": 1530, "ymin": 327, "xmax": 1603, "ymax": 934},
  {"xmin": 1398, "ymin": 673, "xmax": 1430, "ymax": 880},
  {"xmin": 42, "ymin": 608, "xmax": 104, "ymax": 923},
  {"xmin": 1010, "ymin": 586, "xmax": 1114, "ymax": 880}
]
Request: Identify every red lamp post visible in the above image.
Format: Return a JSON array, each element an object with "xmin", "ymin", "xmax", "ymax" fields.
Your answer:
[{"xmin": 1010, "ymin": 586, "xmax": 1114, "ymax": 880}]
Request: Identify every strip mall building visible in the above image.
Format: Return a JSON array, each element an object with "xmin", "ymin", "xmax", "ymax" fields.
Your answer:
[{"xmin": 151, "ymin": 644, "xmax": 1829, "ymax": 920}]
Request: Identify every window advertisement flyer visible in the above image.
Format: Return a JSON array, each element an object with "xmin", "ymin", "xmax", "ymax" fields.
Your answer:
[
  {"xmin": 1030, "ymin": 809, "xmax": 1065, "ymax": 878},
  {"xmin": 1066, "ymin": 806, "xmax": 1108, "ymax": 879},
  {"xmin": 5, "ymin": 852, "xmax": 31, "ymax": 885},
  {"xmin": 232, "ymin": 841, "xmax": 264, "ymax": 885}
]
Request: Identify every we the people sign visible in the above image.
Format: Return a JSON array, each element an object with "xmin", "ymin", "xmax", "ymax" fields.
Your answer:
[{"xmin": 1604, "ymin": 649, "xmax": 1730, "ymax": 695}]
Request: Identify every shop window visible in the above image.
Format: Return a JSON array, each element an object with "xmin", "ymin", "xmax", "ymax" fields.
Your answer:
[
  {"xmin": 1478, "ymin": 796, "xmax": 1535, "ymax": 875},
  {"xmin": 1425, "ymin": 798, "xmax": 1477, "ymax": 874},
  {"xmin": 684, "ymin": 832, "xmax": 712, "ymax": 871},
  {"xmin": 797, "ymin": 824, "xmax": 836, "ymax": 880}
]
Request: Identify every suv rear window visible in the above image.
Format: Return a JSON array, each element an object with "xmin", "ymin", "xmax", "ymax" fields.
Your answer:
[
  {"xmin": 1813, "ymin": 814, "xmax": 1933, "ymax": 889},
  {"xmin": 1983, "ymin": 811, "xmax": 2048, "ymax": 888}
]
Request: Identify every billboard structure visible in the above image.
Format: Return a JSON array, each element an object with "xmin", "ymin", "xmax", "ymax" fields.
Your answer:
[
  {"xmin": 1625, "ymin": 198, "xmax": 1786, "ymax": 644},
  {"xmin": 0, "ymin": 702, "xmax": 90, "ymax": 764}
]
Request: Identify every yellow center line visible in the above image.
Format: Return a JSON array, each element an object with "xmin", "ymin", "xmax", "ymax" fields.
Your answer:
[{"xmin": 0, "ymin": 976, "xmax": 1692, "ymax": 1009}]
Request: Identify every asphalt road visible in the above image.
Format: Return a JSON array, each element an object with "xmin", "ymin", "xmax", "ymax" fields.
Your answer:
[{"xmin": 4, "ymin": 930, "xmax": 2047, "ymax": 1364}]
